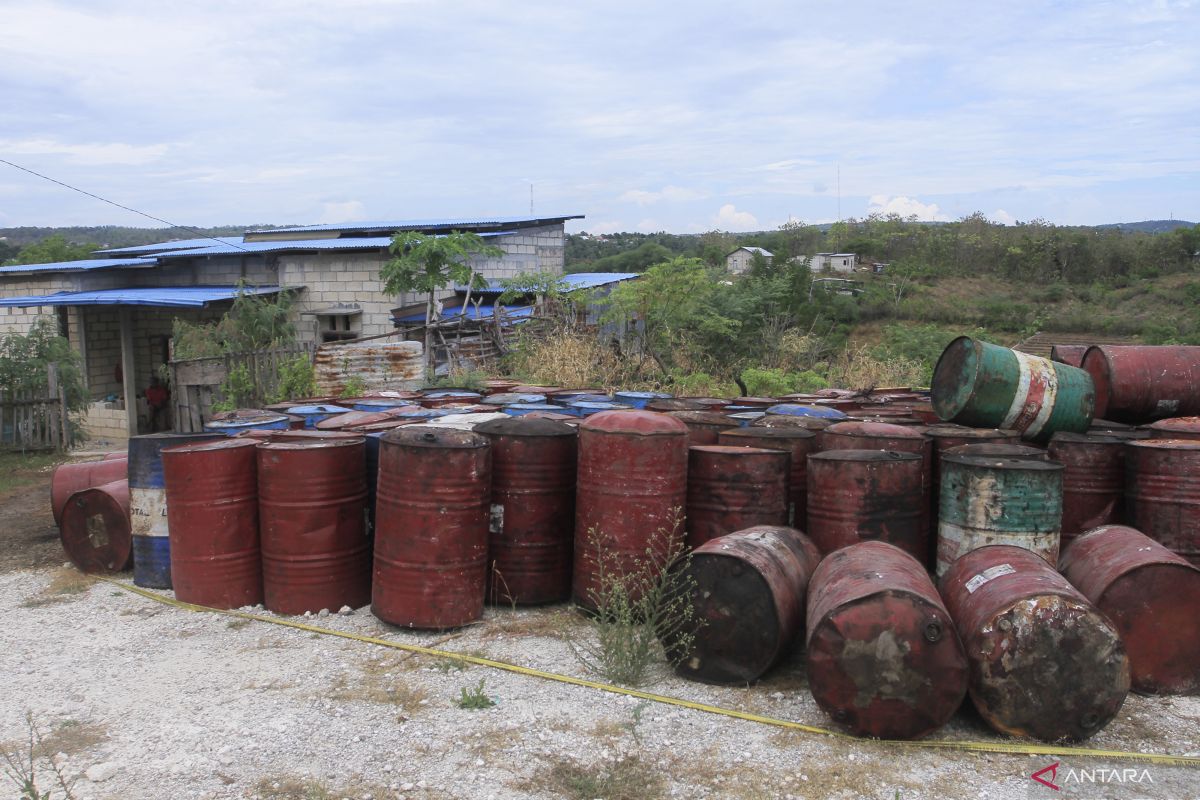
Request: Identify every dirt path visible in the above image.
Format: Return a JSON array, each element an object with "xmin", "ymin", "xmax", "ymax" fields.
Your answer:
[{"xmin": 0, "ymin": 454, "xmax": 66, "ymax": 574}]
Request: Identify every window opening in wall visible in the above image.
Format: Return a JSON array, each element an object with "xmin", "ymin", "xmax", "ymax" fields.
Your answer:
[
  {"xmin": 317, "ymin": 313, "xmax": 360, "ymax": 343},
  {"xmin": 56, "ymin": 306, "xmax": 69, "ymax": 339}
]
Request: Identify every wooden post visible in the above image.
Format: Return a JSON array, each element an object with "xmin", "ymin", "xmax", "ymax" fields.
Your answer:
[{"xmin": 119, "ymin": 307, "xmax": 138, "ymax": 436}]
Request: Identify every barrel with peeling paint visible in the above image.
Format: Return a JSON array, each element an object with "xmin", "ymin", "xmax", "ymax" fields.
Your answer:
[
  {"xmin": 752, "ymin": 414, "xmax": 835, "ymax": 431},
  {"xmin": 128, "ymin": 432, "xmax": 222, "ymax": 588},
  {"xmin": 664, "ymin": 410, "xmax": 739, "ymax": 445},
  {"xmin": 373, "ymin": 427, "xmax": 491, "ymax": 627},
  {"xmin": 1146, "ymin": 416, "xmax": 1200, "ymax": 441},
  {"xmin": 685, "ymin": 445, "xmax": 789, "ymax": 549},
  {"xmin": 59, "ymin": 479, "xmax": 131, "ymax": 574},
  {"xmin": 940, "ymin": 544, "xmax": 1130, "ymax": 741},
  {"xmin": 474, "ymin": 416, "xmax": 577, "ymax": 605},
  {"xmin": 647, "ymin": 398, "xmax": 706, "ymax": 412},
  {"xmin": 1050, "ymin": 344, "xmax": 1089, "ymax": 367},
  {"xmin": 717, "ymin": 428, "xmax": 816, "ymax": 528},
  {"xmin": 936, "ymin": 455, "xmax": 1063, "ymax": 577},
  {"xmin": 807, "ymin": 450, "xmax": 925, "ymax": 560},
  {"xmin": 1047, "ymin": 432, "xmax": 1128, "ymax": 541},
  {"xmin": 258, "ymin": 439, "xmax": 370, "ymax": 615},
  {"xmin": 1082, "ymin": 345, "xmax": 1200, "ymax": 424},
  {"xmin": 203, "ymin": 413, "xmax": 291, "ymax": 435},
  {"xmin": 162, "ymin": 438, "xmax": 262, "ymax": 609},
  {"xmin": 671, "ymin": 526, "xmax": 821, "ymax": 685},
  {"xmin": 806, "ymin": 541, "xmax": 968, "ymax": 739},
  {"xmin": 51, "ymin": 456, "xmax": 127, "ymax": 527},
  {"xmin": 932, "ymin": 337, "xmax": 1094, "ymax": 442},
  {"xmin": 1125, "ymin": 439, "xmax": 1200, "ymax": 566},
  {"xmin": 574, "ymin": 410, "xmax": 689, "ymax": 611},
  {"xmin": 1059, "ymin": 525, "xmax": 1200, "ymax": 695},
  {"xmin": 285, "ymin": 404, "xmax": 353, "ymax": 429},
  {"xmin": 942, "ymin": 442, "xmax": 1048, "ymax": 461}
]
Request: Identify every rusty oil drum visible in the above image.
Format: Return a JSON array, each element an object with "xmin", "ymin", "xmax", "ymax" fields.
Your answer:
[
  {"xmin": 940, "ymin": 545, "xmax": 1129, "ymax": 741},
  {"xmin": 670, "ymin": 526, "xmax": 821, "ymax": 685},
  {"xmin": 752, "ymin": 414, "xmax": 835, "ymax": 431},
  {"xmin": 717, "ymin": 427, "xmax": 816, "ymax": 528},
  {"xmin": 1146, "ymin": 416, "xmax": 1200, "ymax": 441},
  {"xmin": 806, "ymin": 541, "xmax": 968, "ymax": 739},
  {"xmin": 51, "ymin": 456, "xmax": 127, "ymax": 527},
  {"xmin": 1050, "ymin": 344, "xmax": 1089, "ymax": 367},
  {"xmin": 161, "ymin": 438, "xmax": 263, "ymax": 609},
  {"xmin": 1082, "ymin": 345, "xmax": 1200, "ymax": 424},
  {"xmin": 373, "ymin": 427, "xmax": 491, "ymax": 627},
  {"xmin": 807, "ymin": 450, "xmax": 925, "ymax": 560},
  {"xmin": 942, "ymin": 442, "xmax": 1048, "ymax": 461},
  {"xmin": 1059, "ymin": 525, "xmax": 1200, "ymax": 695},
  {"xmin": 574, "ymin": 410, "xmax": 688, "ymax": 610},
  {"xmin": 474, "ymin": 416, "xmax": 577, "ymax": 605},
  {"xmin": 664, "ymin": 410, "xmax": 738, "ymax": 445},
  {"xmin": 1125, "ymin": 439, "xmax": 1200, "ymax": 565},
  {"xmin": 1047, "ymin": 432, "xmax": 1128, "ymax": 541},
  {"xmin": 936, "ymin": 454, "xmax": 1063, "ymax": 578},
  {"xmin": 685, "ymin": 445, "xmax": 789, "ymax": 549},
  {"xmin": 932, "ymin": 337, "xmax": 1094, "ymax": 442},
  {"xmin": 59, "ymin": 479, "xmax": 131, "ymax": 574},
  {"xmin": 257, "ymin": 439, "xmax": 370, "ymax": 615}
]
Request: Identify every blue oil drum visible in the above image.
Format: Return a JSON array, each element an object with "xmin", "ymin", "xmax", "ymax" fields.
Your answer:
[
  {"xmin": 729, "ymin": 411, "xmax": 767, "ymax": 426},
  {"xmin": 553, "ymin": 393, "xmax": 613, "ymax": 407},
  {"xmin": 352, "ymin": 398, "xmax": 417, "ymax": 412},
  {"xmin": 503, "ymin": 403, "xmax": 565, "ymax": 417},
  {"xmin": 128, "ymin": 432, "xmax": 222, "ymax": 588},
  {"xmin": 482, "ymin": 393, "xmax": 548, "ymax": 406},
  {"xmin": 202, "ymin": 414, "xmax": 290, "ymax": 435},
  {"xmin": 613, "ymin": 391, "xmax": 673, "ymax": 409},
  {"xmin": 394, "ymin": 407, "xmax": 458, "ymax": 420},
  {"xmin": 766, "ymin": 403, "xmax": 848, "ymax": 420},
  {"xmin": 566, "ymin": 401, "xmax": 634, "ymax": 417},
  {"xmin": 286, "ymin": 404, "xmax": 353, "ymax": 429}
]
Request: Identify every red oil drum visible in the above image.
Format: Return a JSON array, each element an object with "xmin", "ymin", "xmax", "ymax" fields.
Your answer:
[
  {"xmin": 1047, "ymin": 432, "xmax": 1127, "ymax": 541},
  {"xmin": 1050, "ymin": 344, "xmax": 1089, "ymax": 367},
  {"xmin": 940, "ymin": 545, "xmax": 1129, "ymax": 741},
  {"xmin": 574, "ymin": 410, "xmax": 688, "ymax": 611},
  {"xmin": 51, "ymin": 457, "xmax": 128, "ymax": 527},
  {"xmin": 373, "ymin": 427, "xmax": 491, "ymax": 627},
  {"xmin": 474, "ymin": 416, "xmax": 577, "ymax": 605},
  {"xmin": 752, "ymin": 414, "xmax": 835, "ymax": 431},
  {"xmin": 257, "ymin": 439, "xmax": 370, "ymax": 615},
  {"xmin": 806, "ymin": 541, "xmax": 967, "ymax": 739},
  {"xmin": 671, "ymin": 526, "xmax": 821, "ymax": 684},
  {"xmin": 646, "ymin": 399, "xmax": 706, "ymax": 412},
  {"xmin": 1060, "ymin": 525, "xmax": 1200, "ymax": 695},
  {"xmin": 1125, "ymin": 439, "xmax": 1200, "ymax": 565},
  {"xmin": 1083, "ymin": 345, "xmax": 1200, "ymax": 423},
  {"xmin": 807, "ymin": 450, "xmax": 925, "ymax": 560},
  {"xmin": 718, "ymin": 427, "xmax": 816, "ymax": 529},
  {"xmin": 269, "ymin": 430, "xmax": 366, "ymax": 443},
  {"xmin": 316, "ymin": 410, "xmax": 397, "ymax": 430},
  {"xmin": 664, "ymin": 410, "xmax": 739, "ymax": 445},
  {"xmin": 1146, "ymin": 416, "xmax": 1200, "ymax": 441},
  {"xmin": 162, "ymin": 438, "xmax": 262, "ymax": 609},
  {"xmin": 59, "ymin": 479, "xmax": 131, "ymax": 574},
  {"xmin": 685, "ymin": 446, "xmax": 789, "ymax": 549},
  {"xmin": 942, "ymin": 442, "xmax": 1048, "ymax": 460}
]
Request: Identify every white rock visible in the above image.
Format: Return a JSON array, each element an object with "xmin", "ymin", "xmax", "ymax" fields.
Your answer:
[
  {"xmin": 338, "ymin": 605, "xmax": 354, "ymax": 616},
  {"xmin": 318, "ymin": 608, "xmax": 330, "ymax": 617},
  {"xmin": 85, "ymin": 762, "xmax": 119, "ymax": 782}
]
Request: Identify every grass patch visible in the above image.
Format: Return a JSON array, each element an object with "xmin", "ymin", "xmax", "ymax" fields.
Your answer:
[
  {"xmin": 253, "ymin": 775, "xmax": 392, "ymax": 800},
  {"xmin": 21, "ymin": 567, "xmax": 94, "ymax": 608},
  {"xmin": 326, "ymin": 656, "xmax": 428, "ymax": 716},
  {"xmin": 456, "ymin": 678, "xmax": 496, "ymax": 710},
  {"xmin": 33, "ymin": 720, "xmax": 108, "ymax": 759},
  {"xmin": 226, "ymin": 617, "xmax": 252, "ymax": 631},
  {"xmin": 482, "ymin": 607, "xmax": 581, "ymax": 640},
  {"xmin": 526, "ymin": 755, "xmax": 666, "ymax": 800},
  {"xmin": 0, "ymin": 451, "xmax": 65, "ymax": 495}
]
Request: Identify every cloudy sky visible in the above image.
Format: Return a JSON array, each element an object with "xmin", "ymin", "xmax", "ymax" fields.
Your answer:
[{"xmin": 1, "ymin": 0, "xmax": 1197, "ymax": 233}]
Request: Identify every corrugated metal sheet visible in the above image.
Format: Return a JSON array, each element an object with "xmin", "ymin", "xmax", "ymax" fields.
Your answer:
[
  {"xmin": 0, "ymin": 256, "xmax": 157, "ymax": 275},
  {"xmin": 94, "ymin": 237, "xmax": 245, "ymax": 256},
  {"xmin": 313, "ymin": 337, "xmax": 424, "ymax": 395},
  {"xmin": 246, "ymin": 215, "xmax": 584, "ymax": 236},
  {"xmin": 0, "ymin": 285, "xmax": 283, "ymax": 308},
  {"xmin": 456, "ymin": 272, "xmax": 641, "ymax": 295},
  {"xmin": 392, "ymin": 304, "xmax": 535, "ymax": 324},
  {"xmin": 155, "ymin": 236, "xmax": 396, "ymax": 259}
]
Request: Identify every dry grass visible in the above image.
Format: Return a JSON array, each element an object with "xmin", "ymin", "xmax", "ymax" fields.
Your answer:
[
  {"xmin": 253, "ymin": 775, "xmax": 393, "ymax": 800},
  {"xmin": 21, "ymin": 567, "xmax": 94, "ymax": 608},
  {"xmin": 225, "ymin": 617, "xmax": 252, "ymax": 630},
  {"xmin": 33, "ymin": 720, "xmax": 108, "ymax": 758},
  {"xmin": 523, "ymin": 755, "xmax": 666, "ymax": 800},
  {"xmin": 826, "ymin": 345, "xmax": 927, "ymax": 391},
  {"xmin": 325, "ymin": 656, "xmax": 429, "ymax": 717},
  {"xmin": 481, "ymin": 607, "xmax": 581, "ymax": 640},
  {"xmin": 507, "ymin": 330, "xmax": 629, "ymax": 389}
]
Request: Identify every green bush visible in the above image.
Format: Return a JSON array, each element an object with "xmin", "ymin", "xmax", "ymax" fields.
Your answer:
[{"xmin": 739, "ymin": 366, "xmax": 829, "ymax": 396}]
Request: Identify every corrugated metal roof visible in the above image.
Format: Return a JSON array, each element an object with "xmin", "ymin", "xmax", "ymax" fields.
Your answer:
[
  {"xmin": 246, "ymin": 215, "xmax": 584, "ymax": 236},
  {"xmin": 94, "ymin": 237, "xmax": 245, "ymax": 256},
  {"xmin": 392, "ymin": 304, "xmax": 535, "ymax": 324},
  {"xmin": 155, "ymin": 236, "xmax": 396, "ymax": 259},
  {"xmin": 455, "ymin": 272, "xmax": 641, "ymax": 295},
  {"xmin": 0, "ymin": 257, "xmax": 157, "ymax": 275},
  {"xmin": 728, "ymin": 246, "xmax": 774, "ymax": 257},
  {"xmin": 0, "ymin": 285, "xmax": 284, "ymax": 309}
]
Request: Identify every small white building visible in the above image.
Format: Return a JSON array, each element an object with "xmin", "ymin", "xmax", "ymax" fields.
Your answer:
[
  {"xmin": 810, "ymin": 252, "xmax": 858, "ymax": 272},
  {"xmin": 725, "ymin": 246, "xmax": 773, "ymax": 275}
]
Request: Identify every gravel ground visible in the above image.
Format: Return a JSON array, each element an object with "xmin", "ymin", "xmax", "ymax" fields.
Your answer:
[{"xmin": 2, "ymin": 474, "xmax": 1199, "ymax": 800}]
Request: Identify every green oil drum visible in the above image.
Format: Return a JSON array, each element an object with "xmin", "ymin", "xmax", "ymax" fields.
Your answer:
[{"xmin": 932, "ymin": 337, "xmax": 1094, "ymax": 443}]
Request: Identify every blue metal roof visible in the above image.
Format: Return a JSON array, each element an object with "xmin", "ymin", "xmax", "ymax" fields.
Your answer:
[
  {"xmin": 0, "ymin": 257, "xmax": 157, "ymax": 275},
  {"xmin": 393, "ymin": 304, "xmax": 535, "ymax": 324},
  {"xmin": 455, "ymin": 272, "xmax": 641, "ymax": 295},
  {"xmin": 246, "ymin": 215, "xmax": 584, "ymax": 236},
  {"xmin": 155, "ymin": 236, "xmax": 397, "ymax": 259},
  {"xmin": 94, "ymin": 237, "xmax": 245, "ymax": 256},
  {"xmin": 0, "ymin": 285, "xmax": 284, "ymax": 309}
]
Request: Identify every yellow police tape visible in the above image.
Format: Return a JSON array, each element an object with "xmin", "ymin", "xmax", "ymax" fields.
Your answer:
[{"xmin": 97, "ymin": 575, "xmax": 1200, "ymax": 768}]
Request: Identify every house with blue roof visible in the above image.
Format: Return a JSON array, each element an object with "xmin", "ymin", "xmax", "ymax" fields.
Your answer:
[{"xmin": 0, "ymin": 214, "xmax": 583, "ymax": 441}]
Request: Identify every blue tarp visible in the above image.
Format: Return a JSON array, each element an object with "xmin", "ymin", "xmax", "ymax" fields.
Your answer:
[{"xmin": 0, "ymin": 285, "xmax": 285, "ymax": 309}]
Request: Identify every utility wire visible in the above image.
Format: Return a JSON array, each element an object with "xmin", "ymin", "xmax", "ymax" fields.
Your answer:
[{"xmin": 0, "ymin": 157, "xmax": 253, "ymax": 252}]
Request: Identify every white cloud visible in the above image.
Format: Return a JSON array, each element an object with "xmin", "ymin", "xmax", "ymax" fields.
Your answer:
[
  {"xmin": 712, "ymin": 203, "xmax": 759, "ymax": 231},
  {"xmin": 991, "ymin": 209, "xmax": 1017, "ymax": 225},
  {"xmin": 1, "ymin": 138, "xmax": 168, "ymax": 166},
  {"xmin": 618, "ymin": 185, "xmax": 708, "ymax": 205},
  {"xmin": 318, "ymin": 201, "xmax": 367, "ymax": 224},
  {"xmin": 866, "ymin": 195, "xmax": 950, "ymax": 222}
]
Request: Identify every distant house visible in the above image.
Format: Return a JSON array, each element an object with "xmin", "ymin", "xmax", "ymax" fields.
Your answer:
[
  {"xmin": 810, "ymin": 252, "xmax": 858, "ymax": 273},
  {"xmin": 725, "ymin": 246, "xmax": 773, "ymax": 275}
]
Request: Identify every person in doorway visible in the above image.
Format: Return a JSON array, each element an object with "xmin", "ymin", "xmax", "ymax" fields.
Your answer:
[{"xmin": 146, "ymin": 375, "xmax": 170, "ymax": 432}]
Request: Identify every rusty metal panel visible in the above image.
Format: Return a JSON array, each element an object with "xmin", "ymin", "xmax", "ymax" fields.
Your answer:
[
  {"xmin": 752, "ymin": 413, "xmax": 836, "ymax": 431},
  {"xmin": 1125, "ymin": 439, "xmax": 1200, "ymax": 566},
  {"xmin": 1047, "ymin": 432, "xmax": 1127, "ymax": 541},
  {"xmin": 313, "ymin": 337, "xmax": 424, "ymax": 396},
  {"xmin": 1050, "ymin": 344, "xmax": 1089, "ymax": 367},
  {"xmin": 1147, "ymin": 416, "xmax": 1200, "ymax": 440},
  {"xmin": 1059, "ymin": 525, "xmax": 1200, "ymax": 695},
  {"xmin": 806, "ymin": 541, "xmax": 967, "ymax": 739},
  {"xmin": 51, "ymin": 457, "xmax": 127, "ymax": 527},
  {"xmin": 685, "ymin": 445, "xmax": 789, "ymax": 549},
  {"xmin": 257, "ymin": 439, "xmax": 370, "ymax": 615},
  {"xmin": 664, "ymin": 410, "xmax": 739, "ymax": 445},
  {"xmin": 373, "ymin": 427, "xmax": 490, "ymax": 627},
  {"xmin": 718, "ymin": 427, "xmax": 816, "ymax": 528},
  {"xmin": 940, "ymin": 544, "xmax": 1130, "ymax": 741},
  {"xmin": 162, "ymin": 439, "xmax": 262, "ymax": 609},
  {"xmin": 573, "ymin": 410, "xmax": 688, "ymax": 610},
  {"xmin": 672, "ymin": 526, "xmax": 821, "ymax": 685},
  {"xmin": 474, "ymin": 416, "xmax": 577, "ymax": 605},
  {"xmin": 807, "ymin": 450, "xmax": 925, "ymax": 560},
  {"xmin": 1083, "ymin": 345, "xmax": 1200, "ymax": 423},
  {"xmin": 60, "ymin": 479, "xmax": 131, "ymax": 574},
  {"xmin": 646, "ymin": 398, "xmax": 706, "ymax": 412}
]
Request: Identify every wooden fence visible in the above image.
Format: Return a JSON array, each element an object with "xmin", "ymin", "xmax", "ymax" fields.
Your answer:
[
  {"xmin": 0, "ymin": 364, "xmax": 69, "ymax": 451},
  {"xmin": 169, "ymin": 344, "xmax": 313, "ymax": 433}
]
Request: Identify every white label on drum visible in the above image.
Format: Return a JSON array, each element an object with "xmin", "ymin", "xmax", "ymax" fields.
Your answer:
[
  {"xmin": 965, "ymin": 563, "xmax": 1015, "ymax": 593},
  {"xmin": 490, "ymin": 504, "xmax": 504, "ymax": 535}
]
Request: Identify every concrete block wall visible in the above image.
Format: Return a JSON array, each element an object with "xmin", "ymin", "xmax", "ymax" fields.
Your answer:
[
  {"xmin": 0, "ymin": 275, "xmax": 74, "ymax": 335},
  {"xmin": 83, "ymin": 401, "xmax": 130, "ymax": 447}
]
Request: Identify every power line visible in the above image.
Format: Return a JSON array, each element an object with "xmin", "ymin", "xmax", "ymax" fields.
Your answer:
[{"xmin": 0, "ymin": 157, "xmax": 252, "ymax": 252}]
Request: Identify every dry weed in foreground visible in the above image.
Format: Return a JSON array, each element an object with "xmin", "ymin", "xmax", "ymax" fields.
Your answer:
[
  {"xmin": 827, "ymin": 345, "xmax": 927, "ymax": 390},
  {"xmin": 21, "ymin": 567, "xmax": 94, "ymax": 608},
  {"xmin": 524, "ymin": 755, "xmax": 666, "ymax": 800},
  {"xmin": 507, "ymin": 330, "xmax": 626, "ymax": 388},
  {"xmin": 254, "ymin": 775, "xmax": 394, "ymax": 800},
  {"xmin": 2, "ymin": 712, "xmax": 78, "ymax": 800},
  {"xmin": 326, "ymin": 658, "xmax": 429, "ymax": 716}
]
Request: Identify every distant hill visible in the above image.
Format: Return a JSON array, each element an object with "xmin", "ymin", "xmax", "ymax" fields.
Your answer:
[
  {"xmin": 0, "ymin": 224, "xmax": 293, "ymax": 250},
  {"xmin": 1094, "ymin": 219, "xmax": 1196, "ymax": 234}
]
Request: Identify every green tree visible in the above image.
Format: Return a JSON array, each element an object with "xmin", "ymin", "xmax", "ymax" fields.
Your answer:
[
  {"xmin": 381, "ymin": 231, "xmax": 503, "ymax": 373},
  {"xmin": 2, "ymin": 234, "xmax": 97, "ymax": 266}
]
